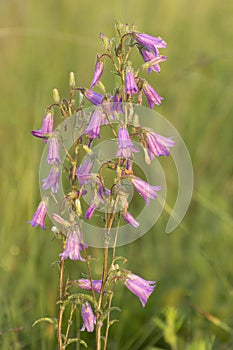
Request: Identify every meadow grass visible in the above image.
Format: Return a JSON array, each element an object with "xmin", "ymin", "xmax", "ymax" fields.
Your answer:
[{"xmin": 0, "ymin": 0, "xmax": 233, "ymax": 348}]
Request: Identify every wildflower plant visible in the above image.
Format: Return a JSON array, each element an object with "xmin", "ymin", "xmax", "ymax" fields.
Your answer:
[{"xmin": 29, "ymin": 22, "xmax": 192, "ymax": 349}]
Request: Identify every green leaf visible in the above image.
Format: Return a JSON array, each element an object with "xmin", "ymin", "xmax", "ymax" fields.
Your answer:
[
  {"xmin": 32, "ymin": 317, "xmax": 58, "ymax": 328},
  {"xmin": 99, "ymin": 307, "xmax": 121, "ymax": 324},
  {"xmin": 68, "ymin": 293, "xmax": 97, "ymax": 306},
  {"xmin": 65, "ymin": 338, "xmax": 87, "ymax": 348}
]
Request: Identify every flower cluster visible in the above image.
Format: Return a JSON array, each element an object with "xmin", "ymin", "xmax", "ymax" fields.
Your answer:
[{"xmin": 29, "ymin": 22, "xmax": 175, "ymax": 346}]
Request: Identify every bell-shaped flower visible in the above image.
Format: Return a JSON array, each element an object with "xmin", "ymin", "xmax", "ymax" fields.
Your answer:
[
  {"xmin": 28, "ymin": 199, "xmax": 48, "ymax": 230},
  {"xmin": 59, "ymin": 227, "xmax": 87, "ymax": 261},
  {"xmin": 76, "ymin": 279, "xmax": 102, "ymax": 293},
  {"xmin": 81, "ymin": 302, "xmax": 96, "ymax": 333},
  {"xmin": 85, "ymin": 200, "xmax": 99, "ymax": 220},
  {"xmin": 42, "ymin": 165, "xmax": 60, "ymax": 193},
  {"xmin": 134, "ymin": 32, "xmax": 167, "ymax": 54},
  {"xmin": 90, "ymin": 56, "xmax": 104, "ymax": 88},
  {"xmin": 142, "ymin": 80, "xmax": 163, "ymax": 108},
  {"xmin": 84, "ymin": 108, "xmax": 103, "ymax": 139},
  {"xmin": 82, "ymin": 89, "xmax": 104, "ymax": 105},
  {"xmin": 47, "ymin": 136, "xmax": 60, "ymax": 165},
  {"xmin": 125, "ymin": 272, "xmax": 156, "ymax": 307},
  {"xmin": 125, "ymin": 67, "xmax": 138, "ymax": 96},
  {"xmin": 144, "ymin": 128, "xmax": 175, "ymax": 159},
  {"xmin": 31, "ymin": 111, "xmax": 54, "ymax": 142},
  {"xmin": 121, "ymin": 211, "xmax": 139, "ymax": 228},
  {"xmin": 131, "ymin": 176, "xmax": 161, "ymax": 205},
  {"xmin": 116, "ymin": 125, "xmax": 139, "ymax": 159},
  {"xmin": 113, "ymin": 89, "xmax": 123, "ymax": 113},
  {"xmin": 140, "ymin": 48, "xmax": 167, "ymax": 74}
]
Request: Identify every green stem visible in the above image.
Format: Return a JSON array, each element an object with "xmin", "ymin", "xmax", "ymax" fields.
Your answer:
[
  {"xmin": 103, "ymin": 293, "xmax": 113, "ymax": 350},
  {"xmin": 64, "ymin": 303, "xmax": 75, "ymax": 347},
  {"xmin": 57, "ymin": 256, "xmax": 65, "ymax": 350}
]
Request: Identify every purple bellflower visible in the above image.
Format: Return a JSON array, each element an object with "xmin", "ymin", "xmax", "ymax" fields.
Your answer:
[
  {"xmin": 84, "ymin": 108, "xmax": 103, "ymax": 139},
  {"xmin": 134, "ymin": 32, "xmax": 167, "ymax": 54},
  {"xmin": 47, "ymin": 136, "xmax": 60, "ymax": 165},
  {"xmin": 59, "ymin": 227, "xmax": 87, "ymax": 261},
  {"xmin": 78, "ymin": 173, "xmax": 95, "ymax": 187},
  {"xmin": 77, "ymin": 279, "xmax": 102, "ymax": 293},
  {"xmin": 82, "ymin": 89, "xmax": 104, "ymax": 105},
  {"xmin": 142, "ymin": 81, "xmax": 163, "ymax": 108},
  {"xmin": 31, "ymin": 111, "xmax": 54, "ymax": 142},
  {"xmin": 28, "ymin": 199, "xmax": 48, "ymax": 230},
  {"xmin": 121, "ymin": 211, "xmax": 139, "ymax": 228},
  {"xmin": 140, "ymin": 48, "xmax": 167, "ymax": 74},
  {"xmin": 125, "ymin": 272, "xmax": 156, "ymax": 307},
  {"xmin": 125, "ymin": 67, "xmax": 138, "ymax": 96},
  {"xmin": 42, "ymin": 166, "xmax": 60, "ymax": 193},
  {"xmin": 85, "ymin": 200, "xmax": 99, "ymax": 220},
  {"xmin": 81, "ymin": 302, "xmax": 96, "ymax": 333},
  {"xmin": 85, "ymin": 178, "xmax": 110, "ymax": 219},
  {"xmin": 76, "ymin": 157, "xmax": 95, "ymax": 186},
  {"xmin": 144, "ymin": 129, "xmax": 175, "ymax": 159},
  {"xmin": 113, "ymin": 89, "xmax": 123, "ymax": 113},
  {"xmin": 90, "ymin": 57, "xmax": 104, "ymax": 88},
  {"xmin": 131, "ymin": 176, "xmax": 161, "ymax": 205},
  {"xmin": 116, "ymin": 125, "xmax": 139, "ymax": 159}
]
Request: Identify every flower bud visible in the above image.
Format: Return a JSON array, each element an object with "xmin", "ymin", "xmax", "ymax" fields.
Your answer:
[
  {"xmin": 100, "ymin": 32, "xmax": 111, "ymax": 50},
  {"xmin": 53, "ymin": 88, "xmax": 60, "ymax": 103},
  {"xmin": 69, "ymin": 72, "xmax": 76, "ymax": 88},
  {"xmin": 83, "ymin": 145, "xmax": 93, "ymax": 155},
  {"xmin": 75, "ymin": 198, "xmax": 82, "ymax": 217}
]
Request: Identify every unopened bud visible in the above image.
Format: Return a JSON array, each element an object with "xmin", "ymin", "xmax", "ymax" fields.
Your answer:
[
  {"xmin": 53, "ymin": 88, "xmax": 60, "ymax": 103},
  {"xmin": 69, "ymin": 72, "xmax": 76, "ymax": 88},
  {"xmin": 83, "ymin": 145, "xmax": 93, "ymax": 155},
  {"xmin": 143, "ymin": 147, "xmax": 151, "ymax": 165},
  {"xmin": 79, "ymin": 91, "xmax": 84, "ymax": 105},
  {"xmin": 132, "ymin": 112, "xmax": 140, "ymax": 127},
  {"xmin": 52, "ymin": 213, "xmax": 69, "ymax": 227},
  {"xmin": 51, "ymin": 226, "xmax": 59, "ymax": 233},
  {"xmin": 100, "ymin": 32, "xmax": 111, "ymax": 50},
  {"xmin": 75, "ymin": 199, "xmax": 82, "ymax": 217}
]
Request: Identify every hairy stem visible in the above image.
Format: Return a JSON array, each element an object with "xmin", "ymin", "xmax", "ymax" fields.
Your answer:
[
  {"xmin": 58, "ymin": 257, "xmax": 65, "ymax": 350},
  {"xmin": 103, "ymin": 292, "xmax": 113, "ymax": 350}
]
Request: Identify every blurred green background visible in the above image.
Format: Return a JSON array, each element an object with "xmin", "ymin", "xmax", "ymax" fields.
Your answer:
[{"xmin": 0, "ymin": 0, "xmax": 233, "ymax": 349}]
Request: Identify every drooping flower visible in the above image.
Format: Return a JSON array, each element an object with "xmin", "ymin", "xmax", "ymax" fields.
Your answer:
[
  {"xmin": 76, "ymin": 158, "xmax": 95, "ymax": 186},
  {"xmin": 142, "ymin": 80, "xmax": 163, "ymax": 108},
  {"xmin": 31, "ymin": 111, "xmax": 54, "ymax": 142},
  {"xmin": 81, "ymin": 302, "xmax": 96, "ymax": 333},
  {"xmin": 121, "ymin": 211, "xmax": 139, "ymax": 228},
  {"xmin": 125, "ymin": 67, "xmax": 138, "ymax": 96},
  {"xmin": 112, "ymin": 89, "xmax": 123, "ymax": 113},
  {"xmin": 116, "ymin": 125, "xmax": 139, "ymax": 159},
  {"xmin": 102, "ymin": 100, "xmax": 116, "ymax": 121},
  {"xmin": 134, "ymin": 32, "xmax": 167, "ymax": 54},
  {"xmin": 124, "ymin": 272, "xmax": 156, "ymax": 307},
  {"xmin": 76, "ymin": 279, "xmax": 102, "ymax": 293},
  {"xmin": 28, "ymin": 199, "xmax": 48, "ymax": 230},
  {"xmin": 84, "ymin": 108, "xmax": 103, "ymax": 139},
  {"xmin": 42, "ymin": 166, "xmax": 60, "ymax": 193},
  {"xmin": 90, "ymin": 56, "xmax": 104, "ymax": 88},
  {"xmin": 78, "ymin": 173, "xmax": 95, "ymax": 187},
  {"xmin": 144, "ymin": 128, "xmax": 175, "ymax": 159},
  {"xmin": 52, "ymin": 213, "xmax": 70, "ymax": 227},
  {"xmin": 59, "ymin": 227, "xmax": 87, "ymax": 261},
  {"xmin": 47, "ymin": 136, "xmax": 60, "ymax": 165},
  {"xmin": 85, "ymin": 200, "xmax": 99, "ymax": 220},
  {"xmin": 140, "ymin": 48, "xmax": 167, "ymax": 74},
  {"xmin": 84, "ymin": 177, "xmax": 110, "ymax": 219},
  {"xmin": 131, "ymin": 176, "xmax": 161, "ymax": 205},
  {"xmin": 82, "ymin": 89, "xmax": 104, "ymax": 105},
  {"xmin": 77, "ymin": 158, "xmax": 95, "ymax": 177}
]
